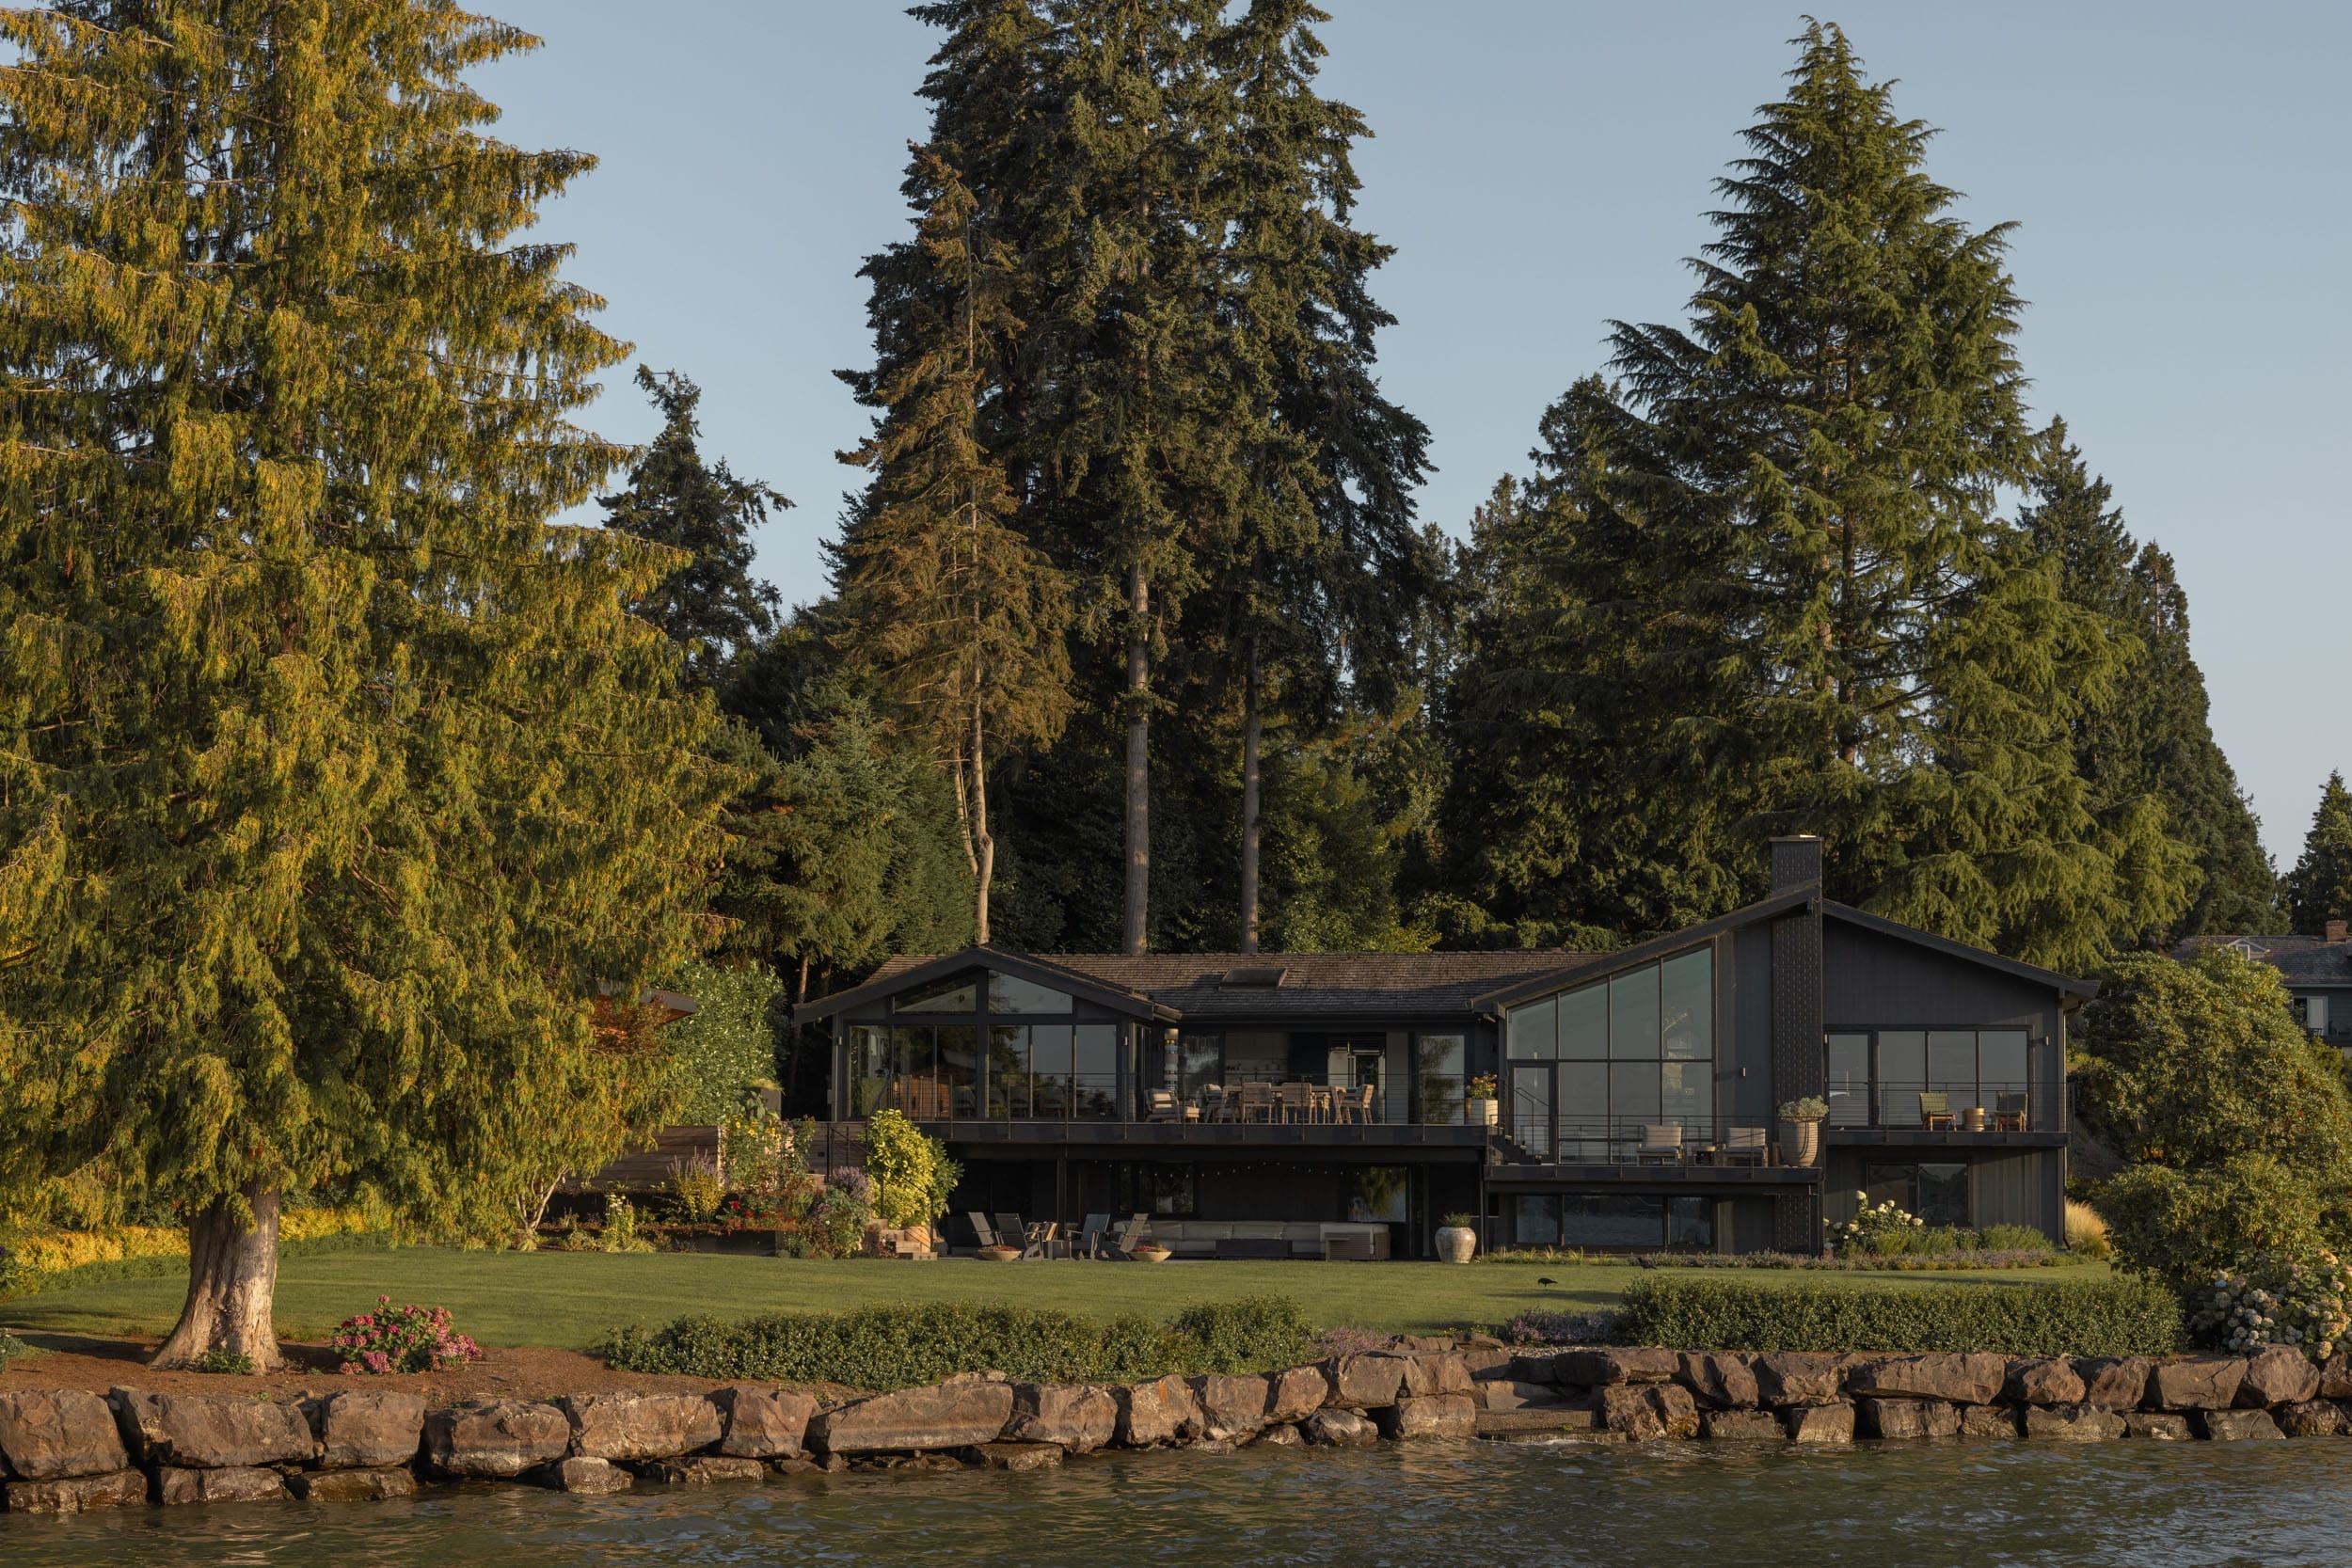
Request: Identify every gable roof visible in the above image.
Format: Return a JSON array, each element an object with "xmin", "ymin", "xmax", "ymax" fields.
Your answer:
[
  {"xmin": 2175, "ymin": 933, "xmax": 2352, "ymax": 988},
  {"xmin": 1822, "ymin": 902, "xmax": 2101, "ymax": 1000},
  {"xmin": 1470, "ymin": 889, "xmax": 1815, "ymax": 1010},
  {"xmin": 793, "ymin": 945, "xmax": 1179, "ymax": 1023}
]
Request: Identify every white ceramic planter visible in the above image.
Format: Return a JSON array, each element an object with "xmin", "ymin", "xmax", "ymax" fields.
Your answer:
[
  {"xmin": 1469, "ymin": 1098, "xmax": 1499, "ymax": 1127},
  {"xmin": 1436, "ymin": 1225, "xmax": 1477, "ymax": 1264}
]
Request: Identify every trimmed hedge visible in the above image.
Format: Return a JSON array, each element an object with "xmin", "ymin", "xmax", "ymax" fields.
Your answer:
[
  {"xmin": 596, "ymin": 1295, "xmax": 1314, "ymax": 1390},
  {"xmin": 1614, "ymin": 1275, "xmax": 2181, "ymax": 1356}
]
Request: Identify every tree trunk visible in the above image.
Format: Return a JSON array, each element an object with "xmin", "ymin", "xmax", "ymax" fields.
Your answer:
[
  {"xmin": 1239, "ymin": 635, "xmax": 1263, "ymax": 955},
  {"xmin": 151, "ymin": 1186, "xmax": 282, "ymax": 1370},
  {"xmin": 972, "ymin": 689, "xmax": 995, "ymax": 946},
  {"xmin": 1122, "ymin": 562, "xmax": 1151, "ymax": 956}
]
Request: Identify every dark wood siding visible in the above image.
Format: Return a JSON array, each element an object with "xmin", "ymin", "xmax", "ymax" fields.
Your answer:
[
  {"xmin": 1823, "ymin": 920, "xmax": 2068, "ymax": 1128},
  {"xmin": 1727, "ymin": 923, "xmax": 1776, "ymax": 1125}
]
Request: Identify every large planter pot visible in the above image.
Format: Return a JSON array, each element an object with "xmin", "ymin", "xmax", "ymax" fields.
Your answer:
[
  {"xmin": 1468, "ymin": 1098, "xmax": 1499, "ymax": 1128},
  {"xmin": 1435, "ymin": 1226, "xmax": 1477, "ymax": 1264},
  {"xmin": 1129, "ymin": 1243, "xmax": 1172, "ymax": 1264},
  {"xmin": 1780, "ymin": 1119, "xmax": 1821, "ymax": 1167},
  {"xmin": 977, "ymin": 1244, "xmax": 1023, "ymax": 1263}
]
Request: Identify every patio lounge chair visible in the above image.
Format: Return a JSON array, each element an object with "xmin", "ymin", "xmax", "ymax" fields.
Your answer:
[
  {"xmin": 1917, "ymin": 1092, "xmax": 1955, "ymax": 1131},
  {"xmin": 966, "ymin": 1212, "xmax": 1001, "ymax": 1250},
  {"xmin": 1635, "ymin": 1124, "xmax": 1684, "ymax": 1164},
  {"xmin": 1107, "ymin": 1212, "xmax": 1152, "ymax": 1256},
  {"xmin": 993, "ymin": 1212, "xmax": 1027, "ymax": 1254},
  {"xmin": 1992, "ymin": 1091, "xmax": 2028, "ymax": 1132},
  {"xmin": 1719, "ymin": 1126, "xmax": 1769, "ymax": 1166},
  {"xmin": 1070, "ymin": 1213, "xmax": 1112, "ymax": 1258},
  {"xmin": 1144, "ymin": 1088, "xmax": 1181, "ymax": 1123}
]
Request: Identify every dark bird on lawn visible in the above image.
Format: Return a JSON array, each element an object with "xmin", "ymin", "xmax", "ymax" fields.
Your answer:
[{"xmin": 1534, "ymin": 1276, "xmax": 1557, "ymax": 1288}]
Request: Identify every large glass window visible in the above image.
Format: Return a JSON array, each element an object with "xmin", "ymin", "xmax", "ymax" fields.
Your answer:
[
  {"xmin": 1418, "ymin": 1035, "xmax": 1466, "ymax": 1126},
  {"xmin": 989, "ymin": 974, "xmax": 1073, "ymax": 1014},
  {"xmin": 850, "ymin": 1023, "xmax": 890, "ymax": 1117},
  {"xmin": 1506, "ymin": 1194, "xmax": 1712, "ymax": 1250},
  {"xmin": 1502, "ymin": 946, "xmax": 1715, "ymax": 1151},
  {"xmin": 1348, "ymin": 1167, "xmax": 1408, "ymax": 1224},
  {"xmin": 1073, "ymin": 1024, "xmax": 1118, "ymax": 1117},
  {"xmin": 1867, "ymin": 1162, "xmax": 1970, "ymax": 1227},
  {"xmin": 1177, "ymin": 1035, "xmax": 1222, "ymax": 1101},
  {"xmin": 1119, "ymin": 1163, "xmax": 1197, "ymax": 1217},
  {"xmin": 983, "ymin": 1022, "xmax": 1114, "ymax": 1118},
  {"xmin": 1826, "ymin": 1034, "xmax": 1870, "ymax": 1128},
  {"xmin": 895, "ymin": 977, "xmax": 977, "ymax": 1014},
  {"xmin": 1849, "ymin": 1029, "xmax": 2035, "ymax": 1127}
]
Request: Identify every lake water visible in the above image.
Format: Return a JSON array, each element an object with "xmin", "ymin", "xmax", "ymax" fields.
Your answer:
[{"xmin": 6, "ymin": 1439, "xmax": 2350, "ymax": 1567}]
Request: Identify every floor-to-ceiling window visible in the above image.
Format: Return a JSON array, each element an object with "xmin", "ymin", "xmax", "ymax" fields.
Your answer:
[
  {"xmin": 1828, "ymin": 1029, "xmax": 2033, "ymax": 1127},
  {"xmin": 1417, "ymin": 1034, "xmax": 1467, "ymax": 1125},
  {"xmin": 853, "ymin": 969, "xmax": 1123, "ymax": 1120},
  {"xmin": 1503, "ymin": 946, "xmax": 1714, "ymax": 1160}
]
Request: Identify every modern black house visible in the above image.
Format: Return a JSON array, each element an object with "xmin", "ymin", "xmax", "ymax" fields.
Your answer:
[{"xmin": 800, "ymin": 838, "xmax": 2089, "ymax": 1259}]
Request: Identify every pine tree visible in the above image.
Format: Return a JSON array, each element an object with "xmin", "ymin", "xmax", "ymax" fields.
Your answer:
[
  {"xmin": 598, "ymin": 367, "xmax": 787, "ymax": 690},
  {"xmin": 2023, "ymin": 420, "xmax": 2276, "ymax": 941},
  {"xmin": 0, "ymin": 4, "xmax": 727, "ymax": 1368},
  {"xmin": 1597, "ymin": 23, "xmax": 2190, "ymax": 970},
  {"xmin": 2288, "ymin": 773, "xmax": 2352, "ymax": 936},
  {"xmin": 838, "ymin": 150, "xmax": 1072, "ymax": 944}
]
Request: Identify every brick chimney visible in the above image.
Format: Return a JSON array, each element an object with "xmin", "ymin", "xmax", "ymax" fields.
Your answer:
[
  {"xmin": 2328, "ymin": 918, "xmax": 2349, "ymax": 944},
  {"xmin": 1770, "ymin": 835, "xmax": 1824, "ymax": 895}
]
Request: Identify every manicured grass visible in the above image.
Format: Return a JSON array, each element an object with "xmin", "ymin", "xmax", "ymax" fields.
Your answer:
[{"xmin": 0, "ymin": 1248, "xmax": 2116, "ymax": 1349}]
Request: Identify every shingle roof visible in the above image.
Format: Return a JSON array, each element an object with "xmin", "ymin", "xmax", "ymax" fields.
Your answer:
[
  {"xmin": 2176, "ymin": 935, "xmax": 2352, "ymax": 987},
  {"xmin": 864, "ymin": 949, "xmax": 1601, "ymax": 1020}
]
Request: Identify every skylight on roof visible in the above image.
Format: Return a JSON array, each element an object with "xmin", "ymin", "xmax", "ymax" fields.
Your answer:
[{"xmin": 1219, "ymin": 966, "xmax": 1289, "ymax": 988}]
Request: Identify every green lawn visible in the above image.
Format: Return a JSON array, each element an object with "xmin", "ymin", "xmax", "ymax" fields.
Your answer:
[{"xmin": 0, "ymin": 1248, "xmax": 2117, "ymax": 1350}]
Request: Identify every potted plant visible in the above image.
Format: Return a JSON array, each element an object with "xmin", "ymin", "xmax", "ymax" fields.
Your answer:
[
  {"xmin": 1127, "ymin": 1240, "xmax": 1172, "ymax": 1263},
  {"xmin": 1465, "ymin": 1074, "xmax": 1499, "ymax": 1127},
  {"xmin": 1777, "ymin": 1096, "xmax": 1828, "ymax": 1167},
  {"xmin": 1435, "ymin": 1212, "xmax": 1479, "ymax": 1263},
  {"xmin": 977, "ymin": 1241, "xmax": 1023, "ymax": 1262}
]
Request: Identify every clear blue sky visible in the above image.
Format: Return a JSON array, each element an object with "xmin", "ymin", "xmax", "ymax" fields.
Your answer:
[{"xmin": 477, "ymin": 2, "xmax": 2348, "ymax": 870}]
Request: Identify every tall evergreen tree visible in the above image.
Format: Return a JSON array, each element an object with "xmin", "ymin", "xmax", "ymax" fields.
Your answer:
[
  {"xmin": 2023, "ymin": 420, "xmax": 2276, "ymax": 941},
  {"xmin": 1585, "ymin": 22, "xmax": 2189, "ymax": 969},
  {"xmin": 597, "ymin": 367, "xmax": 787, "ymax": 690},
  {"xmin": 0, "ymin": 3, "xmax": 726, "ymax": 1366},
  {"xmin": 2288, "ymin": 773, "xmax": 2352, "ymax": 936},
  {"xmin": 838, "ymin": 151, "xmax": 1072, "ymax": 944}
]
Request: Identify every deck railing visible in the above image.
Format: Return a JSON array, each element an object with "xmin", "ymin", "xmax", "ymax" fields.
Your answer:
[{"xmin": 1824, "ymin": 1080, "xmax": 2061, "ymax": 1132}]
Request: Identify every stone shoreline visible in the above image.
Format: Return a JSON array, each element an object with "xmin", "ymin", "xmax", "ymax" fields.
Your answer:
[{"xmin": 5, "ymin": 1339, "xmax": 2349, "ymax": 1514}]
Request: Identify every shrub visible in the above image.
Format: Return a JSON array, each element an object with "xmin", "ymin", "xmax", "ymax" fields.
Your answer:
[
  {"xmin": 665, "ymin": 1154, "xmax": 726, "ymax": 1225},
  {"xmin": 660, "ymin": 960, "xmax": 786, "ymax": 1125},
  {"xmin": 597, "ymin": 1295, "xmax": 1312, "ymax": 1389},
  {"xmin": 861, "ymin": 1111, "xmax": 960, "ymax": 1231},
  {"xmin": 599, "ymin": 1194, "xmax": 655, "ymax": 1254},
  {"xmin": 332, "ymin": 1296, "xmax": 484, "ymax": 1375},
  {"xmin": 1979, "ymin": 1224, "xmax": 2056, "ymax": 1255},
  {"xmin": 2065, "ymin": 1199, "xmax": 2111, "ymax": 1259},
  {"xmin": 2187, "ymin": 1251, "xmax": 2352, "ymax": 1360},
  {"xmin": 191, "ymin": 1350, "xmax": 256, "ymax": 1375},
  {"xmin": 1613, "ymin": 1275, "xmax": 2181, "ymax": 1356},
  {"xmin": 0, "ymin": 1329, "xmax": 30, "ymax": 1369},
  {"xmin": 2099, "ymin": 1155, "xmax": 2330, "ymax": 1294},
  {"xmin": 1827, "ymin": 1192, "xmax": 1925, "ymax": 1256}
]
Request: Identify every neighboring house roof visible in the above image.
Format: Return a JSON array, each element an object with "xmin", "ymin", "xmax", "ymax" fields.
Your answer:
[{"xmin": 2176, "ymin": 934, "xmax": 2352, "ymax": 989}]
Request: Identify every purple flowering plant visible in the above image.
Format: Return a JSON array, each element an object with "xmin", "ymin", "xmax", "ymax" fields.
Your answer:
[{"xmin": 331, "ymin": 1295, "xmax": 483, "ymax": 1375}]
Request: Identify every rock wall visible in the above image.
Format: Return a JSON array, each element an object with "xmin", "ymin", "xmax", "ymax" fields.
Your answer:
[{"xmin": 4, "ymin": 1341, "xmax": 2348, "ymax": 1513}]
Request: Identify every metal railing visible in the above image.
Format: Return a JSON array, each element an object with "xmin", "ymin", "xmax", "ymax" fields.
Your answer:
[
  {"xmin": 1499, "ymin": 1114, "xmax": 1768, "ymax": 1166},
  {"xmin": 1824, "ymin": 1081, "xmax": 2058, "ymax": 1132}
]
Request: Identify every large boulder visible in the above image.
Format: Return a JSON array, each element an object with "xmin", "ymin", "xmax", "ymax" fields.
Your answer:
[
  {"xmin": 305, "ymin": 1390, "xmax": 423, "ymax": 1470},
  {"xmin": 963, "ymin": 1441, "xmax": 1063, "ymax": 1471},
  {"xmin": 1115, "ymin": 1376, "xmax": 1202, "ymax": 1447},
  {"xmin": 2201, "ymin": 1409, "xmax": 2285, "ymax": 1441},
  {"xmin": 2121, "ymin": 1412, "xmax": 2194, "ymax": 1441},
  {"xmin": 1004, "ymin": 1384, "xmax": 1118, "ymax": 1454},
  {"xmin": 2023, "ymin": 1404, "xmax": 2124, "ymax": 1442},
  {"xmin": 1598, "ymin": 1384, "xmax": 1698, "ymax": 1441},
  {"xmin": 1375, "ymin": 1395, "xmax": 1477, "ymax": 1441},
  {"xmin": 2149, "ymin": 1357, "xmax": 2248, "ymax": 1411},
  {"xmin": 1265, "ymin": 1366, "xmax": 1330, "ymax": 1424},
  {"xmin": 808, "ymin": 1380, "xmax": 1015, "ymax": 1456},
  {"xmin": 1299, "ymin": 1408, "xmax": 1380, "ymax": 1448},
  {"xmin": 1191, "ymin": 1374, "xmax": 1272, "ymax": 1442},
  {"xmin": 556, "ymin": 1393, "xmax": 723, "ymax": 1462},
  {"xmin": 1549, "ymin": 1347, "xmax": 1677, "ymax": 1386},
  {"xmin": 424, "ymin": 1401, "xmax": 571, "ymax": 1478},
  {"xmin": 288, "ymin": 1467, "xmax": 418, "ymax": 1502},
  {"xmin": 0, "ymin": 1390, "xmax": 132, "ymax": 1481},
  {"xmin": 1846, "ymin": 1354, "xmax": 2006, "ymax": 1406},
  {"xmin": 4, "ymin": 1470, "xmax": 148, "ymax": 1514},
  {"xmin": 1701, "ymin": 1409, "xmax": 1787, "ymax": 1442},
  {"xmin": 1753, "ymin": 1354, "xmax": 1844, "ymax": 1407},
  {"xmin": 1959, "ymin": 1406, "xmax": 2020, "ymax": 1439},
  {"xmin": 1677, "ymin": 1352, "xmax": 1757, "ymax": 1410},
  {"xmin": 111, "ymin": 1389, "xmax": 314, "ymax": 1469},
  {"xmin": 2276, "ymin": 1399, "xmax": 2349, "ymax": 1437},
  {"xmin": 1327, "ymin": 1353, "xmax": 1408, "ymax": 1408},
  {"xmin": 2004, "ymin": 1358, "xmax": 2087, "ymax": 1407},
  {"xmin": 2320, "ymin": 1351, "xmax": 2352, "ymax": 1401},
  {"xmin": 1475, "ymin": 1407, "xmax": 1597, "ymax": 1438},
  {"xmin": 157, "ymin": 1465, "xmax": 287, "ymax": 1506},
  {"xmin": 2240, "ymin": 1347, "xmax": 2322, "ymax": 1408},
  {"xmin": 532, "ymin": 1457, "xmax": 633, "ymax": 1495},
  {"xmin": 1401, "ymin": 1354, "xmax": 1474, "ymax": 1397},
  {"xmin": 714, "ymin": 1386, "xmax": 816, "ymax": 1460},
  {"xmin": 1787, "ymin": 1403, "xmax": 1854, "ymax": 1445},
  {"xmin": 2074, "ymin": 1356, "xmax": 2153, "ymax": 1410},
  {"xmin": 1857, "ymin": 1399, "xmax": 1961, "ymax": 1440}
]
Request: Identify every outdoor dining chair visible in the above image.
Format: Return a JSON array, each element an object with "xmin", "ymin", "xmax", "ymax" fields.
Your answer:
[
  {"xmin": 1917, "ymin": 1092, "xmax": 1956, "ymax": 1131},
  {"xmin": 1992, "ymin": 1091, "xmax": 2028, "ymax": 1132},
  {"xmin": 1237, "ymin": 1083, "xmax": 1276, "ymax": 1123},
  {"xmin": 1277, "ymin": 1082, "xmax": 1314, "ymax": 1123},
  {"xmin": 1144, "ymin": 1089, "xmax": 1181, "ymax": 1123}
]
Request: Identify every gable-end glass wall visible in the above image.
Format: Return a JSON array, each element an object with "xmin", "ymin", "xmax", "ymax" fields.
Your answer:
[
  {"xmin": 1503, "ymin": 946, "xmax": 1715, "ymax": 1161},
  {"xmin": 848, "ymin": 969, "xmax": 1123, "ymax": 1120}
]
